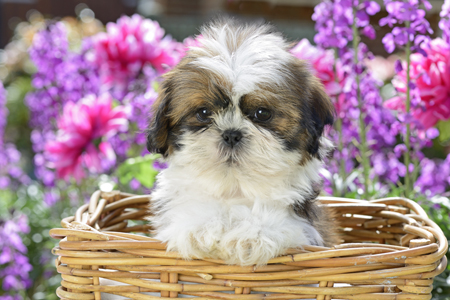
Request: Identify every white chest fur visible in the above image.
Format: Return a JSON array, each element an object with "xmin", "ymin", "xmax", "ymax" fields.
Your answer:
[{"xmin": 149, "ymin": 161, "xmax": 324, "ymax": 266}]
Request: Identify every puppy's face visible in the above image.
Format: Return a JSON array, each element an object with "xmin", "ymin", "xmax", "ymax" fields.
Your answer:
[{"xmin": 147, "ymin": 20, "xmax": 334, "ymax": 198}]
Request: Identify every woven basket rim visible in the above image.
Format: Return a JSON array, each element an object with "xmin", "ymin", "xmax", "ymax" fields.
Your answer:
[{"xmin": 50, "ymin": 190, "xmax": 449, "ymax": 299}]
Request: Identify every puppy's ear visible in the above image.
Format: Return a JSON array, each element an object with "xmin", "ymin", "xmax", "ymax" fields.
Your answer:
[
  {"xmin": 146, "ymin": 80, "xmax": 173, "ymax": 157},
  {"xmin": 305, "ymin": 78, "xmax": 335, "ymax": 157}
]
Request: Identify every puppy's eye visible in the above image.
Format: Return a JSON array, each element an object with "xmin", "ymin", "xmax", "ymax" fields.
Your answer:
[
  {"xmin": 197, "ymin": 107, "xmax": 212, "ymax": 122},
  {"xmin": 255, "ymin": 108, "xmax": 272, "ymax": 121}
]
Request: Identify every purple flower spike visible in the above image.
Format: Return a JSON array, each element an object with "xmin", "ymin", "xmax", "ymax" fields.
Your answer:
[
  {"xmin": 440, "ymin": 0, "xmax": 450, "ymax": 43},
  {"xmin": 26, "ymin": 22, "xmax": 99, "ymax": 192},
  {"xmin": 313, "ymin": 0, "xmax": 379, "ymax": 50},
  {"xmin": 380, "ymin": 0, "xmax": 433, "ymax": 53},
  {"xmin": 0, "ymin": 215, "xmax": 33, "ymax": 297}
]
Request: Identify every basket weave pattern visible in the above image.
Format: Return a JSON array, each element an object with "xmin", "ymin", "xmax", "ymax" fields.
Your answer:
[{"xmin": 50, "ymin": 190, "xmax": 448, "ymax": 299}]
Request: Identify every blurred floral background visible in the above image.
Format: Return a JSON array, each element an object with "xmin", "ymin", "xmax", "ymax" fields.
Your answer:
[{"xmin": 0, "ymin": 0, "xmax": 450, "ymax": 299}]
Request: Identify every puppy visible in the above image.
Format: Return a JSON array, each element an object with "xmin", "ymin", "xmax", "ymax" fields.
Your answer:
[{"xmin": 146, "ymin": 18, "xmax": 338, "ymax": 266}]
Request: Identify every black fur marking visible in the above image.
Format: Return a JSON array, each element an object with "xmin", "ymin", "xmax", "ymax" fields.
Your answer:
[
  {"xmin": 146, "ymin": 80, "xmax": 175, "ymax": 156},
  {"xmin": 212, "ymin": 85, "xmax": 230, "ymax": 108},
  {"xmin": 167, "ymin": 130, "xmax": 181, "ymax": 151},
  {"xmin": 183, "ymin": 124, "xmax": 211, "ymax": 133},
  {"xmin": 291, "ymin": 185, "xmax": 321, "ymax": 224},
  {"xmin": 304, "ymin": 84, "xmax": 335, "ymax": 157},
  {"xmin": 283, "ymin": 126, "xmax": 304, "ymax": 151}
]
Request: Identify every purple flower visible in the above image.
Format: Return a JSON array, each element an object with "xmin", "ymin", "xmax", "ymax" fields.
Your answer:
[
  {"xmin": 129, "ymin": 178, "xmax": 141, "ymax": 190},
  {"xmin": 153, "ymin": 160, "xmax": 168, "ymax": 171},
  {"xmin": 415, "ymin": 156, "xmax": 450, "ymax": 196},
  {"xmin": 0, "ymin": 295, "xmax": 21, "ymax": 300},
  {"xmin": 311, "ymin": 0, "xmax": 389, "ymax": 194},
  {"xmin": 365, "ymin": 0, "xmax": 381, "ymax": 14},
  {"xmin": 0, "ymin": 215, "xmax": 33, "ymax": 297},
  {"xmin": 440, "ymin": 0, "xmax": 450, "ymax": 43},
  {"xmin": 379, "ymin": 0, "xmax": 433, "ymax": 53},
  {"xmin": 26, "ymin": 21, "xmax": 100, "ymax": 191},
  {"xmin": 311, "ymin": 6, "xmax": 407, "ymax": 195},
  {"xmin": 313, "ymin": 0, "xmax": 379, "ymax": 49},
  {"xmin": 27, "ymin": 29, "xmax": 99, "ymax": 134},
  {"xmin": 394, "ymin": 59, "xmax": 403, "ymax": 72},
  {"xmin": 320, "ymin": 45, "xmax": 404, "ymax": 193},
  {"xmin": 43, "ymin": 190, "xmax": 59, "ymax": 206}
]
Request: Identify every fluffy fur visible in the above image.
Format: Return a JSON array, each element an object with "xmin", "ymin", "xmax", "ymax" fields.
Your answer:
[{"xmin": 146, "ymin": 18, "xmax": 338, "ymax": 266}]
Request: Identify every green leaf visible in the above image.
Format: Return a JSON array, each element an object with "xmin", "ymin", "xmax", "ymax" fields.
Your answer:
[
  {"xmin": 437, "ymin": 119, "xmax": 450, "ymax": 143},
  {"xmin": 152, "ymin": 81, "xmax": 160, "ymax": 91},
  {"xmin": 116, "ymin": 154, "xmax": 161, "ymax": 188}
]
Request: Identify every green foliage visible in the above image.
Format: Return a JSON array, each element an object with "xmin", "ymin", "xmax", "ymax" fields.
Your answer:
[
  {"xmin": 5, "ymin": 76, "xmax": 33, "ymax": 147},
  {"xmin": 116, "ymin": 153, "xmax": 160, "ymax": 188},
  {"xmin": 437, "ymin": 119, "xmax": 450, "ymax": 144}
]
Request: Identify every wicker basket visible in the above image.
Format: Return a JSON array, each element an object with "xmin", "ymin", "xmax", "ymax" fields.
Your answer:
[{"xmin": 50, "ymin": 190, "xmax": 448, "ymax": 300}]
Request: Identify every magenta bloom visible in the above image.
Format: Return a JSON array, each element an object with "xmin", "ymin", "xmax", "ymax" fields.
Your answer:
[
  {"xmin": 385, "ymin": 38, "xmax": 450, "ymax": 129},
  {"xmin": 290, "ymin": 39, "xmax": 342, "ymax": 96},
  {"xmin": 92, "ymin": 14, "xmax": 181, "ymax": 87},
  {"xmin": 45, "ymin": 94, "xmax": 129, "ymax": 181}
]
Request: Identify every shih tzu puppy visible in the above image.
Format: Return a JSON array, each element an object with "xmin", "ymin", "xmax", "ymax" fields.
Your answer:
[{"xmin": 146, "ymin": 18, "xmax": 338, "ymax": 266}]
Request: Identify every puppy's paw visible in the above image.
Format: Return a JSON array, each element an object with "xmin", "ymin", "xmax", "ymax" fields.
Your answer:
[
  {"xmin": 219, "ymin": 234, "xmax": 284, "ymax": 266},
  {"xmin": 158, "ymin": 224, "xmax": 223, "ymax": 260}
]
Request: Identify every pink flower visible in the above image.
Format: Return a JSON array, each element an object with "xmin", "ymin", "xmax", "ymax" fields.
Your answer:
[
  {"xmin": 385, "ymin": 38, "xmax": 450, "ymax": 129},
  {"xmin": 290, "ymin": 39, "xmax": 349, "ymax": 118},
  {"xmin": 179, "ymin": 35, "xmax": 204, "ymax": 58},
  {"xmin": 45, "ymin": 94, "xmax": 129, "ymax": 181},
  {"xmin": 290, "ymin": 39, "xmax": 342, "ymax": 96},
  {"xmin": 91, "ymin": 14, "xmax": 182, "ymax": 88}
]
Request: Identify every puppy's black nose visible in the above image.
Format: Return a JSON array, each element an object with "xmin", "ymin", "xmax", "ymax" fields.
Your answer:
[{"xmin": 222, "ymin": 130, "xmax": 242, "ymax": 147}]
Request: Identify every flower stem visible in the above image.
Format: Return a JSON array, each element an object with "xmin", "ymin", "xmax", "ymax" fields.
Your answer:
[
  {"xmin": 336, "ymin": 118, "xmax": 346, "ymax": 179},
  {"xmin": 352, "ymin": 6, "xmax": 370, "ymax": 200},
  {"xmin": 333, "ymin": 48, "xmax": 346, "ymax": 182},
  {"xmin": 404, "ymin": 37, "xmax": 412, "ymax": 198}
]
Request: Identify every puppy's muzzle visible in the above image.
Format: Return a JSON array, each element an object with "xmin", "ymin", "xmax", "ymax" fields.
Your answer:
[{"xmin": 222, "ymin": 130, "xmax": 242, "ymax": 148}]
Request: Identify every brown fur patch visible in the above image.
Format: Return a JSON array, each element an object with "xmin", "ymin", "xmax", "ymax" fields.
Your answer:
[
  {"xmin": 292, "ymin": 198, "xmax": 340, "ymax": 247},
  {"xmin": 315, "ymin": 206, "xmax": 341, "ymax": 247},
  {"xmin": 236, "ymin": 58, "xmax": 334, "ymax": 161},
  {"xmin": 283, "ymin": 59, "xmax": 335, "ymax": 158},
  {"xmin": 146, "ymin": 57, "xmax": 232, "ymax": 156}
]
